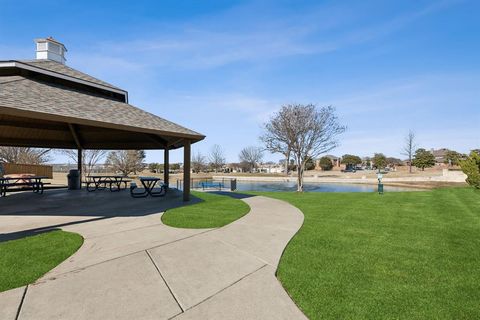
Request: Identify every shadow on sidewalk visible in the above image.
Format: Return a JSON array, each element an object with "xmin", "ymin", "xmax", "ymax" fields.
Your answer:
[
  {"xmin": 0, "ymin": 189, "xmax": 203, "ymax": 242},
  {"xmin": 0, "ymin": 217, "xmax": 110, "ymax": 242}
]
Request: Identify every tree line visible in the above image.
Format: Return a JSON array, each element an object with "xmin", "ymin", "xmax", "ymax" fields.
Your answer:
[
  {"xmin": 190, "ymin": 144, "xmax": 264, "ymax": 174},
  {"xmin": 0, "ymin": 148, "xmax": 146, "ymax": 178},
  {"xmin": 1, "ymin": 104, "xmax": 478, "ymax": 190}
]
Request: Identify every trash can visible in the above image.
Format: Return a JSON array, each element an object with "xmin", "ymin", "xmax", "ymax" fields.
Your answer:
[
  {"xmin": 230, "ymin": 179, "xmax": 237, "ymax": 192},
  {"xmin": 67, "ymin": 169, "xmax": 81, "ymax": 190},
  {"xmin": 378, "ymin": 183, "xmax": 384, "ymax": 194}
]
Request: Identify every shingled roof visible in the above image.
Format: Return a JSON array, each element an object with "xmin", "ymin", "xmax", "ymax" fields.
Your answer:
[
  {"xmin": 18, "ymin": 59, "xmax": 122, "ymax": 91},
  {"xmin": 0, "ymin": 59, "xmax": 205, "ymax": 150}
]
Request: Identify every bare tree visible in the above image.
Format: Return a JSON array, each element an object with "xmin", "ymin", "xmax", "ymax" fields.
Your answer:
[
  {"xmin": 0, "ymin": 147, "xmax": 51, "ymax": 164},
  {"xmin": 239, "ymin": 146, "xmax": 264, "ymax": 173},
  {"xmin": 262, "ymin": 104, "xmax": 345, "ymax": 191},
  {"xmin": 60, "ymin": 149, "xmax": 108, "ymax": 178},
  {"xmin": 260, "ymin": 118, "xmax": 291, "ymax": 176},
  {"xmin": 238, "ymin": 161, "xmax": 251, "ymax": 172},
  {"xmin": 106, "ymin": 150, "xmax": 146, "ymax": 176},
  {"xmin": 192, "ymin": 151, "xmax": 207, "ymax": 173},
  {"xmin": 208, "ymin": 144, "xmax": 226, "ymax": 172},
  {"xmin": 402, "ymin": 130, "xmax": 417, "ymax": 173}
]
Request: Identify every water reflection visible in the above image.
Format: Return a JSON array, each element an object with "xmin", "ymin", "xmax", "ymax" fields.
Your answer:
[{"xmin": 230, "ymin": 181, "xmax": 412, "ymax": 192}]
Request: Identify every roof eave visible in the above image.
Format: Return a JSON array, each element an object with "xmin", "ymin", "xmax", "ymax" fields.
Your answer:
[{"xmin": 0, "ymin": 105, "xmax": 205, "ymax": 144}]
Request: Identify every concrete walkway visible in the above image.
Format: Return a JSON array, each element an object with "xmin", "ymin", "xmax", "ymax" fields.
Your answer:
[{"xmin": 0, "ymin": 192, "xmax": 306, "ymax": 319}]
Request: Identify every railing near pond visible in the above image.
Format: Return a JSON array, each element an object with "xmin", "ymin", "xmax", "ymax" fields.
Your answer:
[{"xmin": 176, "ymin": 177, "xmax": 237, "ymax": 191}]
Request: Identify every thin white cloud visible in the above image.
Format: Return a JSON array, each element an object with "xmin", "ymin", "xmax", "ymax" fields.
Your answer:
[
  {"xmin": 67, "ymin": 0, "xmax": 462, "ymax": 71},
  {"xmin": 337, "ymin": 0, "xmax": 466, "ymax": 46},
  {"xmin": 326, "ymin": 72, "xmax": 480, "ymax": 158},
  {"xmin": 91, "ymin": 29, "xmax": 331, "ymax": 70},
  {"xmin": 154, "ymin": 92, "xmax": 279, "ymax": 124},
  {"xmin": 327, "ymin": 72, "xmax": 480, "ymax": 114}
]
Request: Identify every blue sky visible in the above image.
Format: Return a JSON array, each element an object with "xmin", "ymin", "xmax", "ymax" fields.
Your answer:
[{"xmin": 1, "ymin": 0, "xmax": 479, "ymax": 164}]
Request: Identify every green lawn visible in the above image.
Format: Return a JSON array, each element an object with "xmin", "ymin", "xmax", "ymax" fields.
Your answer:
[
  {"xmin": 0, "ymin": 230, "xmax": 83, "ymax": 292},
  {"xmin": 255, "ymin": 188, "xmax": 480, "ymax": 320},
  {"xmin": 160, "ymin": 188, "xmax": 480, "ymax": 319},
  {"xmin": 161, "ymin": 191, "xmax": 250, "ymax": 228}
]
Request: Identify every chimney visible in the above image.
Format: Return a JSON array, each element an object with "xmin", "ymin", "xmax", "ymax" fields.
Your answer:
[{"xmin": 35, "ymin": 37, "xmax": 67, "ymax": 64}]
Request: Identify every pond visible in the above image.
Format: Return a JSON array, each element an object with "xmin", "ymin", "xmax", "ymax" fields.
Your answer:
[
  {"xmin": 230, "ymin": 180, "xmax": 413, "ymax": 192},
  {"xmin": 182, "ymin": 179, "xmax": 415, "ymax": 193}
]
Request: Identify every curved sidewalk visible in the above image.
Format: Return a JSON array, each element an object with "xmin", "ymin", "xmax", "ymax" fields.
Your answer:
[{"xmin": 1, "ymin": 195, "xmax": 307, "ymax": 320}]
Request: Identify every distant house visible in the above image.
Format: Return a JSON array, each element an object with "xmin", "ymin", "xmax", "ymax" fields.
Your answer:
[
  {"xmin": 431, "ymin": 148, "xmax": 450, "ymax": 164},
  {"xmin": 316, "ymin": 155, "xmax": 341, "ymax": 170},
  {"xmin": 257, "ymin": 162, "xmax": 284, "ymax": 174},
  {"xmin": 223, "ymin": 163, "xmax": 243, "ymax": 173},
  {"xmin": 361, "ymin": 157, "xmax": 372, "ymax": 168}
]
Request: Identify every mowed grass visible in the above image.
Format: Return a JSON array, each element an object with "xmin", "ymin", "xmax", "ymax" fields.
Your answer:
[
  {"xmin": 162, "ymin": 191, "xmax": 250, "ymax": 228},
  {"xmin": 0, "ymin": 230, "xmax": 83, "ymax": 292},
  {"xmin": 254, "ymin": 188, "xmax": 480, "ymax": 319}
]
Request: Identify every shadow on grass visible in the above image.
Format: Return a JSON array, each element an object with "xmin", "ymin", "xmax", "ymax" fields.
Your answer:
[{"xmin": 210, "ymin": 191, "xmax": 256, "ymax": 199}]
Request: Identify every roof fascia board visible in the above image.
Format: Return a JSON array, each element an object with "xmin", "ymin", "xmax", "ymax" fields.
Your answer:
[{"xmin": 0, "ymin": 62, "xmax": 16, "ymax": 68}]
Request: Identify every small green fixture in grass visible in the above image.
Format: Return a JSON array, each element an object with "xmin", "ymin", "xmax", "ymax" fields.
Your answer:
[
  {"xmin": 161, "ymin": 191, "xmax": 250, "ymax": 228},
  {"xmin": 0, "ymin": 230, "xmax": 83, "ymax": 292}
]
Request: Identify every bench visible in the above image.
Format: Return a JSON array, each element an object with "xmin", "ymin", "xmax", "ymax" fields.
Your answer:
[
  {"xmin": 130, "ymin": 178, "xmax": 167, "ymax": 198},
  {"xmin": 85, "ymin": 176, "xmax": 132, "ymax": 192},
  {"xmin": 0, "ymin": 180, "xmax": 50, "ymax": 197}
]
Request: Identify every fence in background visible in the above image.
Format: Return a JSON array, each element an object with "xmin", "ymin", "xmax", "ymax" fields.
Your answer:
[
  {"xmin": 176, "ymin": 177, "xmax": 237, "ymax": 191},
  {"xmin": 0, "ymin": 163, "xmax": 53, "ymax": 179}
]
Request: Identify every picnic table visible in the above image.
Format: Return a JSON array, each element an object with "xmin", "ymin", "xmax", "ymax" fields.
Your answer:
[
  {"xmin": 0, "ymin": 175, "xmax": 50, "ymax": 197},
  {"xmin": 86, "ymin": 175, "xmax": 131, "ymax": 192},
  {"xmin": 130, "ymin": 177, "xmax": 167, "ymax": 198}
]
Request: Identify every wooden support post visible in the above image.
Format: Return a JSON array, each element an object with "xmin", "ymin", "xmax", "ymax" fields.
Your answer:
[
  {"xmin": 68, "ymin": 124, "xmax": 83, "ymax": 189},
  {"xmin": 77, "ymin": 148, "xmax": 83, "ymax": 189},
  {"xmin": 183, "ymin": 140, "xmax": 191, "ymax": 201},
  {"xmin": 164, "ymin": 147, "xmax": 169, "ymax": 187}
]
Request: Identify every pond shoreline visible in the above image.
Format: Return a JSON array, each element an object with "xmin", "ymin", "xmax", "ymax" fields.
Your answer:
[{"xmin": 213, "ymin": 175, "xmax": 466, "ymax": 190}]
